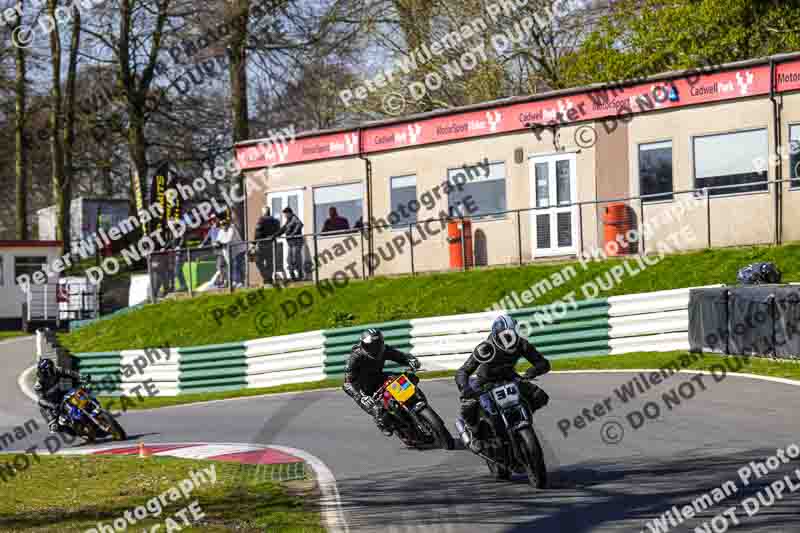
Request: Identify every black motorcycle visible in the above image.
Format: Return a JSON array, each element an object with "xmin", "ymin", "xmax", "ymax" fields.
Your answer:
[
  {"xmin": 372, "ymin": 368, "xmax": 455, "ymax": 450},
  {"xmin": 456, "ymin": 377, "xmax": 547, "ymax": 488}
]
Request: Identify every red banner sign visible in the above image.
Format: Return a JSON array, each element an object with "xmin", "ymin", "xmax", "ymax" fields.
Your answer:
[{"xmin": 236, "ymin": 58, "xmax": 800, "ymax": 170}]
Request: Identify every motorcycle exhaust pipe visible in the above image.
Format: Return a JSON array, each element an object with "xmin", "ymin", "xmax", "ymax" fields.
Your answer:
[{"xmin": 455, "ymin": 418, "xmax": 471, "ymax": 447}]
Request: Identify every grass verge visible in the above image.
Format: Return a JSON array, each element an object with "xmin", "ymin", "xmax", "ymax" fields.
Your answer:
[
  {"xmin": 0, "ymin": 455, "xmax": 322, "ymax": 532},
  {"xmin": 0, "ymin": 331, "xmax": 31, "ymax": 342},
  {"xmin": 61, "ymin": 243, "xmax": 800, "ymax": 352},
  {"xmin": 100, "ymin": 351, "xmax": 800, "ymax": 411}
]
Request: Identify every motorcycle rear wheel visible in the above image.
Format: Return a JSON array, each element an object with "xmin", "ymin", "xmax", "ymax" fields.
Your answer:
[
  {"xmin": 517, "ymin": 428, "xmax": 547, "ymax": 489},
  {"xmin": 97, "ymin": 412, "xmax": 127, "ymax": 441},
  {"xmin": 418, "ymin": 407, "xmax": 455, "ymax": 450}
]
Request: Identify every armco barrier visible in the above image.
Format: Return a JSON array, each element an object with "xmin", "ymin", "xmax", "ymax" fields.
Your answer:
[
  {"xmin": 606, "ymin": 286, "xmax": 722, "ymax": 354},
  {"xmin": 245, "ymin": 331, "xmax": 326, "ymax": 389},
  {"xmin": 178, "ymin": 342, "xmax": 248, "ymax": 394},
  {"xmin": 72, "ymin": 351, "xmax": 124, "ymax": 394},
  {"xmin": 119, "ymin": 348, "xmax": 180, "ymax": 396},
  {"xmin": 410, "ymin": 299, "xmax": 611, "ymax": 370},
  {"xmin": 72, "ymin": 286, "xmax": 715, "ymax": 396}
]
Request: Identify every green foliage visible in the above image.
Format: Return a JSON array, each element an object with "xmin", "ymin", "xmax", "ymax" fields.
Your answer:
[{"xmin": 561, "ymin": 0, "xmax": 800, "ymax": 86}]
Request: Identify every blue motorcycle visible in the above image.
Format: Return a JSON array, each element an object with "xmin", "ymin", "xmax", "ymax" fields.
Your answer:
[{"xmin": 61, "ymin": 386, "xmax": 127, "ymax": 442}]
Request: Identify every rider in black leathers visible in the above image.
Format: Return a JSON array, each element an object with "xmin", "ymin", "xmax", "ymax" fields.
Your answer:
[
  {"xmin": 34, "ymin": 359, "xmax": 91, "ymax": 434},
  {"xmin": 455, "ymin": 314, "xmax": 550, "ymax": 446},
  {"xmin": 342, "ymin": 328, "xmax": 421, "ymax": 435}
]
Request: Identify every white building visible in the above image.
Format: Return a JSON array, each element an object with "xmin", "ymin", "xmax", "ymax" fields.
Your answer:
[
  {"xmin": 0, "ymin": 241, "xmax": 63, "ymax": 330},
  {"xmin": 38, "ymin": 197, "xmax": 130, "ymax": 255}
]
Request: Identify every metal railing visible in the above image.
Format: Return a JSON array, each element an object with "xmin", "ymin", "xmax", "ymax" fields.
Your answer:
[{"xmin": 147, "ymin": 179, "xmax": 789, "ymax": 303}]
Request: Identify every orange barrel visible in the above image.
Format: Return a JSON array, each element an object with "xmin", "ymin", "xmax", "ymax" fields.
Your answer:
[
  {"xmin": 463, "ymin": 219, "xmax": 474, "ymax": 268},
  {"xmin": 603, "ymin": 203, "xmax": 633, "ymax": 256},
  {"xmin": 447, "ymin": 220, "xmax": 463, "ymax": 268},
  {"xmin": 447, "ymin": 219, "xmax": 475, "ymax": 268}
]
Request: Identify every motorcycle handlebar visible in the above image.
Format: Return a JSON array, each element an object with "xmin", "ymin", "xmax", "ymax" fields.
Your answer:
[{"xmin": 466, "ymin": 376, "xmax": 534, "ymax": 397}]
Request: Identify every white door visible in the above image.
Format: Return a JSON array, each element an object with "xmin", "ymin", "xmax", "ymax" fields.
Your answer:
[
  {"xmin": 529, "ymin": 153, "xmax": 578, "ymax": 257},
  {"xmin": 266, "ymin": 189, "xmax": 304, "ymax": 280}
]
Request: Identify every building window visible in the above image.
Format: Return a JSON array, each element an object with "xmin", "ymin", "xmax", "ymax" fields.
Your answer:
[
  {"xmin": 389, "ymin": 175, "xmax": 417, "ymax": 228},
  {"xmin": 639, "ymin": 141, "xmax": 673, "ymax": 202},
  {"xmin": 789, "ymin": 125, "xmax": 800, "ymax": 188},
  {"xmin": 448, "ymin": 161, "xmax": 506, "ymax": 218},
  {"xmin": 15, "ymin": 256, "xmax": 46, "ymax": 283},
  {"xmin": 693, "ymin": 129, "xmax": 768, "ymax": 196},
  {"xmin": 313, "ymin": 183, "xmax": 363, "ymax": 234}
]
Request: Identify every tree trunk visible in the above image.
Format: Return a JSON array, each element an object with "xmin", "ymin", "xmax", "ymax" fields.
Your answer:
[
  {"xmin": 62, "ymin": 8, "xmax": 82, "ymax": 254},
  {"xmin": 13, "ymin": 0, "xmax": 28, "ymax": 240},
  {"xmin": 117, "ymin": 0, "xmax": 168, "ymax": 224},
  {"xmin": 127, "ymin": 111, "xmax": 149, "ymax": 217},
  {"xmin": 227, "ymin": 0, "xmax": 250, "ymax": 235},
  {"xmin": 48, "ymin": 0, "xmax": 66, "ymax": 254}
]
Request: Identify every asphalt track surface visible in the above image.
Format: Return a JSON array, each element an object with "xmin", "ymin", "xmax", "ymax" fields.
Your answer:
[{"xmin": 3, "ymin": 336, "xmax": 800, "ymax": 532}]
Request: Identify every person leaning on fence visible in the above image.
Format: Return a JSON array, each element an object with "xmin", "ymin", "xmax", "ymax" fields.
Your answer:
[
  {"xmin": 253, "ymin": 206, "xmax": 281, "ymax": 285},
  {"xmin": 201, "ymin": 215, "xmax": 226, "ymax": 288},
  {"xmin": 148, "ymin": 249, "xmax": 171, "ymax": 299},
  {"xmin": 277, "ymin": 207, "xmax": 304, "ymax": 282},
  {"xmin": 218, "ymin": 218, "xmax": 246, "ymax": 288},
  {"xmin": 171, "ymin": 234, "xmax": 188, "ymax": 292}
]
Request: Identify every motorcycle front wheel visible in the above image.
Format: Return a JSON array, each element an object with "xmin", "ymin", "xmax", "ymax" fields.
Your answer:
[
  {"xmin": 517, "ymin": 427, "xmax": 547, "ymax": 489},
  {"xmin": 418, "ymin": 407, "xmax": 455, "ymax": 450},
  {"xmin": 75, "ymin": 421, "xmax": 97, "ymax": 443}
]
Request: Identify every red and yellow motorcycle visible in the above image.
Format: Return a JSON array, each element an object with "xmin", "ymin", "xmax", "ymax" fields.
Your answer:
[{"xmin": 372, "ymin": 369, "xmax": 454, "ymax": 450}]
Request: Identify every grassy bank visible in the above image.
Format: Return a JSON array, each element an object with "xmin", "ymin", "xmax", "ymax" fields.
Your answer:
[
  {"xmin": 62, "ymin": 243, "xmax": 800, "ymax": 352},
  {"xmin": 0, "ymin": 331, "xmax": 30, "ymax": 342},
  {"xmin": 1, "ymin": 455, "xmax": 321, "ymax": 532},
  {"xmin": 100, "ymin": 351, "xmax": 800, "ymax": 411}
]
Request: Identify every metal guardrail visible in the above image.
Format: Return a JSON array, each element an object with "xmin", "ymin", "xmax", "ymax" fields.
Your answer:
[{"xmin": 146, "ymin": 179, "xmax": 788, "ymax": 303}]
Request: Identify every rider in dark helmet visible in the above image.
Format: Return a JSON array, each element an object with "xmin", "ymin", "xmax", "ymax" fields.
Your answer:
[
  {"xmin": 342, "ymin": 328, "xmax": 421, "ymax": 435},
  {"xmin": 455, "ymin": 314, "xmax": 550, "ymax": 449},
  {"xmin": 34, "ymin": 359, "xmax": 91, "ymax": 434}
]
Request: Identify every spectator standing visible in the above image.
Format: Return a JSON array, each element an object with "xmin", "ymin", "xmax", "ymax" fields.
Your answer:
[
  {"xmin": 253, "ymin": 206, "xmax": 280, "ymax": 285},
  {"xmin": 201, "ymin": 215, "xmax": 225, "ymax": 288},
  {"xmin": 218, "ymin": 218, "xmax": 246, "ymax": 288},
  {"xmin": 171, "ymin": 234, "xmax": 188, "ymax": 292},
  {"xmin": 148, "ymin": 250, "xmax": 169, "ymax": 300},
  {"xmin": 277, "ymin": 207, "xmax": 304, "ymax": 282}
]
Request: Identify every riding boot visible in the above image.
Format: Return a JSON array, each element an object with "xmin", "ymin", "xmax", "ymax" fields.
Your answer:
[
  {"xmin": 467, "ymin": 422, "xmax": 484, "ymax": 452},
  {"xmin": 375, "ymin": 412, "xmax": 394, "ymax": 436}
]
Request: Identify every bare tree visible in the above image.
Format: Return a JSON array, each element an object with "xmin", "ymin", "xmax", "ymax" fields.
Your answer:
[{"xmin": 12, "ymin": 0, "xmax": 28, "ymax": 240}]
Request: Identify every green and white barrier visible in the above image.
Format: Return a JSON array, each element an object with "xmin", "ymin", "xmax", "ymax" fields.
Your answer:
[
  {"xmin": 244, "ymin": 331, "xmax": 326, "ymax": 389},
  {"xmin": 73, "ymin": 286, "xmax": 718, "ymax": 396}
]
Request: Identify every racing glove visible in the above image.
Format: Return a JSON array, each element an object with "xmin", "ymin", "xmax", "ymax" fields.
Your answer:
[
  {"xmin": 408, "ymin": 357, "xmax": 421, "ymax": 371},
  {"xmin": 360, "ymin": 395, "xmax": 376, "ymax": 412},
  {"xmin": 523, "ymin": 367, "xmax": 540, "ymax": 380}
]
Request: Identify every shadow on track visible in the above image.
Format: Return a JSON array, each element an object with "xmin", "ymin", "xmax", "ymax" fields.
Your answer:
[{"xmin": 332, "ymin": 446, "xmax": 800, "ymax": 533}]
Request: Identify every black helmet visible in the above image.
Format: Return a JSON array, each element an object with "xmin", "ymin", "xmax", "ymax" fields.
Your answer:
[
  {"xmin": 490, "ymin": 314, "xmax": 520, "ymax": 351},
  {"xmin": 37, "ymin": 358, "xmax": 55, "ymax": 379},
  {"xmin": 360, "ymin": 328, "xmax": 385, "ymax": 359}
]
